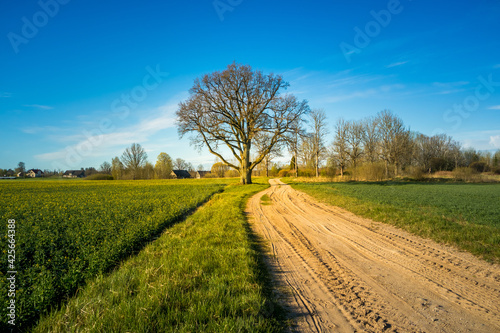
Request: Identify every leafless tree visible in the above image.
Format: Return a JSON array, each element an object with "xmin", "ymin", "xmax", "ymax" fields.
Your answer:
[
  {"xmin": 173, "ymin": 158, "xmax": 189, "ymax": 170},
  {"xmin": 121, "ymin": 143, "xmax": 148, "ymax": 180},
  {"xmin": 254, "ymin": 132, "xmax": 283, "ymax": 177},
  {"xmin": 310, "ymin": 109, "xmax": 329, "ymax": 177},
  {"xmin": 376, "ymin": 110, "xmax": 410, "ymax": 177},
  {"xmin": 361, "ymin": 116, "xmax": 379, "ymax": 163},
  {"xmin": 346, "ymin": 120, "xmax": 364, "ymax": 170},
  {"xmin": 285, "ymin": 120, "xmax": 306, "ymax": 177},
  {"xmin": 176, "ymin": 63, "xmax": 309, "ymax": 184},
  {"xmin": 332, "ymin": 118, "xmax": 349, "ymax": 177},
  {"xmin": 99, "ymin": 161, "xmax": 112, "ymax": 174}
]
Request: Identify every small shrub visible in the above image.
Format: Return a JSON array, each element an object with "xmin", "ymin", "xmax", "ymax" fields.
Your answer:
[
  {"xmin": 405, "ymin": 166, "xmax": 426, "ymax": 181},
  {"xmin": 85, "ymin": 173, "xmax": 114, "ymax": 180},
  {"xmin": 278, "ymin": 169, "xmax": 289, "ymax": 177},
  {"xmin": 453, "ymin": 167, "xmax": 479, "ymax": 182},
  {"xmin": 355, "ymin": 162, "xmax": 386, "ymax": 181},
  {"xmin": 494, "ymin": 167, "xmax": 500, "ymax": 175},
  {"xmin": 470, "ymin": 161, "xmax": 489, "ymax": 173},
  {"xmin": 224, "ymin": 169, "xmax": 239, "ymax": 177},
  {"xmin": 298, "ymin": 169, "xmax": 315, "ymax": 177}
]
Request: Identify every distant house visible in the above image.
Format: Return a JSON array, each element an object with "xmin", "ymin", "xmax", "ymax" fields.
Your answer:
[
  {"xmin": 26, "ymin": 169, "xmax": 44, "ymax": 178},
  {"xmin": 5, "ymin": 169, "xmax": 14, "ymax": 177},
  {"xmin": 63, "ymin": 170, "xmax": 86, "ymax": 178},
  {"xmin": 170, "ymin": 170, "xmax": 192, "ymax": 179},
  {"xmin": 195, "ymin": 171, "xmax": 211, "ymax": 179}
]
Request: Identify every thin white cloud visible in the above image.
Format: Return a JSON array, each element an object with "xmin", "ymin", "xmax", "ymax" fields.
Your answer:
[
  {"xmin": 23, "ymin": 104, "xmax": 54, "ymax": 110},
  {"xmin": 34, "ymin": 102, "xmax": 178, "ymax": 167},
  {"xmin": 320, "ymin": 84, "xmax": 404, "ymax": 103},
  {"xmin": 21, "ymin": 126, "xmax": 63, "ymax": 134},
  {"xmin": 386, "ymin": 61, "xmax": 408, "ymax": 68},
  {"xmin": 488, "ymin": 105, "xmax": 500, "ymax": 110},
  {"xmin": 0, "ymin": 92, "xmax": 12, "ymax": 98},
  {"xmin": 494, "ymin": 64, "xmax": 500, "ymax": 69},
  {"xmin": 490, "ymin": 135, "xmax": 500, "ymax": 148},
  {"xmin": 434, "ymin": 89, "xmax": 467, "ymax": 95}
]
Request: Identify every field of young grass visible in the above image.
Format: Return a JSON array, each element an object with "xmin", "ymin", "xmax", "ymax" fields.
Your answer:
[
  {"xmin": 33, "ymin": 179, "xmax": 282, "ymax": 332},
  {"xmin": 0, "ymin": 179, "xmax": 230, "ymax": 331},
  {"xmin": 284, "ymin": 179, "xmax": 500, "ymax": 262}
]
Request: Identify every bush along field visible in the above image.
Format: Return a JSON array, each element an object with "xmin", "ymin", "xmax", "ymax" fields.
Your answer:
[
  {"xmin": 285, "ymin": 179, "xmax": 500, "ymax": 263},
  {"xmin": 0, "ymin": 179, "xmax": 228, "ymax": 331},
  {"xmin": 33, "ymin": 179, "xmax": 283, "ymax": 333}
]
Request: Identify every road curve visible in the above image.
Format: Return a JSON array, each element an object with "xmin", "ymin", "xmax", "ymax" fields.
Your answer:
[{"xmin": 246, "ymin": 179, "xmax": 500, "ymax": 332}]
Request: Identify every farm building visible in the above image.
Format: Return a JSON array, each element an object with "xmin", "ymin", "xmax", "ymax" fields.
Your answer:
[
  {"xmin": 195, "ymin": 171, "xmax": 211, "ymax": 179},
  {"xmin": 170, "ymin": 170, "xmax": 192, "ymax": 179},
  {"xmin": 63, "ymin": 170, "xmax": 86, "ymax": 178},
  {"xmin": 26, "ymin": 169, "xmax": 44, "ymax": 178}
]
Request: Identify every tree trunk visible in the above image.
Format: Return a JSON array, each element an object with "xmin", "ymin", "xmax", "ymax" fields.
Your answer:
[
  {"xmin": 265, "ymin": 157, "xmax": 269, "ymax": 177},
  {"xmin": 294, "ymin": 150, "xmax": 298, "ymax": 177},
  {"xmin": 315, "ymin": 152, "xmax": 319, "ymax": 177},
  {"xmin": 240, "ymin": 143, "xmax": 252, "ymax": 184}
]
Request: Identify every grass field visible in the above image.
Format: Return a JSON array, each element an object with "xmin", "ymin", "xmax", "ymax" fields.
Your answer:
[
  {"xmin": 284, "ymin": 179, "xmax": 500, "ymax": 263},
  {"xmin": 33, "ymin": 179, "xmax": 283, "ymax": 332},
  {"xmin": 0, "ymin": 179, "xmax": 230, "ymax": 331}
]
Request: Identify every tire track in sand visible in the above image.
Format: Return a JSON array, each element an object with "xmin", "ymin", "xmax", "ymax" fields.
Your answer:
[{"xmin": 246, "ymin": 179, "xmax": 500, "ymax": 332}]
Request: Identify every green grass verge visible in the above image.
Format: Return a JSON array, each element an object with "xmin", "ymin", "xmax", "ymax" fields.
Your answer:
[
  {"xmin": 283, "ymin": 179, "xmax": 500, "ymax": 263},
  {"xmin": 260, "ymin": 194, "xmax": 272, "ymax": 206},
  {"xmin": 33, "ymin": 179, "xmax": 284, "ymax": 332}
]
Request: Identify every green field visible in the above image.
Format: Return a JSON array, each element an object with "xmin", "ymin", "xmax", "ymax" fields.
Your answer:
[
  {"xmin": 285, "ymin": 179, "xmax": 500, "ymax": 262},
  {"xmin": 33, "ymin": 179, "xmax": 282, "ymax": 332},
  {"xmin": 0, "ymin": 179, "xmax": 230, "ymax": 330}
]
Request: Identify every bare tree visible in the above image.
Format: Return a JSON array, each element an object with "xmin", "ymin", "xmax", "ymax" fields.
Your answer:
[
  {"xmin": 173, "ymin": 158, "xmax": 189, "ymax": 170},
  {"xmin": 376, "ymin": 110, "xmax": 410, "ymax": 177},
  {"xmin": 121, "ymin": 143, "xmax": 148, "ymax": 180},
  {"xmin": 155, "ymin": 152, "xmax": 173, "ymax": 179},
  {"xmin": 332, "ymin": 118, "xmax": 349, "ymax": 177},
  {"xmin": 299, "ymin": 134, "xmax": 315, "ymax": 170},
  {"xmin": 99, "ymin": 161, "xmax": 112, "ymax": 174},
  {"xmin": 176, "ymin": 63, "xmax": 309, "ymax": 184},
  {"xmin": 285, "ymin": 120, "xmax": 306, "ymax": 177},
  {"xmin": 361, "ymin": 116, "xmax": 379, "ymax": 163},
  {"xmin": 310, "ymin": 109, "xmax": 329, "ymax": 177},
  {"xmin": 254, "ymin": 132, "xmax": 283, "ymax": 177},
  {"xmin": 346, "ymin": 120, "xmax": 364, "ymax": 170}
]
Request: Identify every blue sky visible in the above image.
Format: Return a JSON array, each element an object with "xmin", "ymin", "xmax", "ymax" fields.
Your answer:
[{"xmin": 1, "ymin": 0, "xmax": 499, "ymax": 171}]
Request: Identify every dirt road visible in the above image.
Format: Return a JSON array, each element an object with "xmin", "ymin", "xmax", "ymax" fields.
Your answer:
[{"xmin": 246, "ymin": 179, "xmax": 500, "ymax": 332}]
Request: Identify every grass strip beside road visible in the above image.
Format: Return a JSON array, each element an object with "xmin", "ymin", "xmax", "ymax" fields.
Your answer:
[
  {"xmin": 284, "ymin": 179, "xmax": 500, "ymax": 263},
  {"xmin": 34, "ymin": 179, "xmax": 283, "ymax": 332}
]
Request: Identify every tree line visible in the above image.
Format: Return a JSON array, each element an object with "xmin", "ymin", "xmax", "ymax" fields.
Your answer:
[{"xmin": 4, "ymin": 64, "xmax": 499, "ymax": 182}]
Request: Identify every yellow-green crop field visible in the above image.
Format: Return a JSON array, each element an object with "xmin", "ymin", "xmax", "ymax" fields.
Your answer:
[{"xmin": 0, "ymin": 179, "xmax": 227, "ymax": 330}]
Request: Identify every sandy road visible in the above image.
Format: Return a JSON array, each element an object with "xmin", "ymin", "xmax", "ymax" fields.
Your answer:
[{"xmin": 246, "ymin": 179, "xmax": 500, "ymax": 332}]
